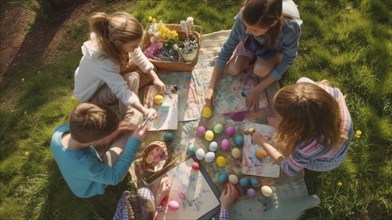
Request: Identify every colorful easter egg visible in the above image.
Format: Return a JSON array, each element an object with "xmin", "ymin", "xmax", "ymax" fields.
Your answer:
[
  {"xmin": 213, "ymin": 124, "xmax": 224, "ymax": 134},
  {"xmin": 202, "ymin": 106, "xmax": 213, "ymax": 118},
  {"xmin": 187, "ymin": 144, "xmax": 196, "ymax": 155},
  {"xmin": 261, "ymin": 185, "xmax": 273, "ymax": 197},
  {"xmin": 218, "ymin": 173, "xmax": 228, "ymax": 183},
  {"xmin": 221, "ymin": 139, "xmax": 230, "ymax": 151},
  {"xmin": 196, "ymin": 126, "xmax": 206, "ymax": 137},
  {"xmin": 216, "ymin": 155, "xmax": 227, "ymax": 167},
  {"xmin": 239, "ymin": 177, "xmax": 249, "ymax": 187},
  {"xmin": 225, "ymin": 126, "xmax": 236, "ymax": 137},
  {"xmin": 250, "ymin": 177, "xmax": 260, "ymax": 187},
  {"xmin": 247, "ymin": 188, "xmax": 256, "ymax": 197},
  {"xmin": 231, "ymin": 148, "xmax": 241, "ymax": 159},
  {"xmin": 256, "ymin": 148, "xmax": 267, "ymax": 160},
  {"xmin": 235, "ymin": 135, "xmax": 244, "ymax": 147},
  {"xmin": 204, "ymin": 130, "xmax": 214, "ymax": 141},
  {"xmin": 209, "ymin": 141, "xmax": 218, "ymax": 152},
  {"xmin": 204, "ymin": 152, "xmax": 215, "ymax": 163},
  {"xmin": 228, "ymin": 174, "xmax": 238, "ymax": 185},
  {"xmin": 163, "ymin": 132, "xmax": 174, "ymax": 142},
  {"xmin": 153, "ymin": 95, "xmax": 164, "ymax": 105},
  {"xmin": 192, "ymin": 162, "xmax": 200, "ymax": 170},
  {"xmin": 168, "ymin": 200, "xmax": 180, "ymax": 211},
  {"xmin": 195, "ymin": 148, "xmax": 205, "ymax": 160}
]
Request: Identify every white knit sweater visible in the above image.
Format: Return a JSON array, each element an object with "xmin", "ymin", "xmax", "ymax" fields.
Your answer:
[{"xmin": 73, "ymin": 33, "xmax": 154, "ymax": 105}]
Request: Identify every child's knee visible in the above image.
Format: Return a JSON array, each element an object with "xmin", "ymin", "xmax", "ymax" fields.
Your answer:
[
  {"xmin": 123, "ymin": 72, "xmax": 140, "ymax": 90},
  {"xmin": 253, "ymin": 64, "xmax": 270, "ymax": 78},
  {"xmin": 226, "ymin": 64, "xmax": 242, "ymax": 76}
]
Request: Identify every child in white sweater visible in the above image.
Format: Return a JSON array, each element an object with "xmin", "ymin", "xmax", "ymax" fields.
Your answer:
[{"xmin": 74, "ymin": 12, "xmax": 165, "ymax": 128}]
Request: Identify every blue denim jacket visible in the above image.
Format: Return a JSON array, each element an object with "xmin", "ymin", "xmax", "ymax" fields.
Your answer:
[{"xmin": 215, "ymin": 13, "xmax": 301, "ymax": 80}]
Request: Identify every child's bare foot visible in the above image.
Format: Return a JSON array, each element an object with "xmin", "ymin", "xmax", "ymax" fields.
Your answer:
[{"xmin": 155, "ymin": 176, "xmax": 171, "ymax": 206}]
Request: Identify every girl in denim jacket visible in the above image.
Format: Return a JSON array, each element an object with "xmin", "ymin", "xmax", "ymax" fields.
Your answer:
[{"xmin": 205, "ymin": 0, "xmax": 302, "ymax": 111}]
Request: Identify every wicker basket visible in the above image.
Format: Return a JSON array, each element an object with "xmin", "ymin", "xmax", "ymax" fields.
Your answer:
[
  {"xmin": 142, "ymin": 141, "xmax": 169, "ymax": 173},
  {"xmin": 142, "ymin": 24, "xmax": 202, "ymax": 73}
]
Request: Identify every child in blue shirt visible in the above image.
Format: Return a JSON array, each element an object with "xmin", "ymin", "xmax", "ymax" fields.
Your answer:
[{"xmin": 50, "ymin": 102, "xmax": 149, "ymax": 198}]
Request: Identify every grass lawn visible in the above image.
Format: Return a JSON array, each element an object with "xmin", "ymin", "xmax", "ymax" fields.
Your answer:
[{"xmin": 0, "ymin": 0, "xmax": 391, "ymax": 219}]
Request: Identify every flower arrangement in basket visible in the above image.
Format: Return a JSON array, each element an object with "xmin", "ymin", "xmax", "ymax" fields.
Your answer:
[{"xmin": 142, "ymin": 16, "xmax": 201, "ymax": 72}]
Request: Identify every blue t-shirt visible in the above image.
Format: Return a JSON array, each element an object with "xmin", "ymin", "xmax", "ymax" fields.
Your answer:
[{"xmin": 50, "ymin": 124, "xmax": 141, "ymax": 198}]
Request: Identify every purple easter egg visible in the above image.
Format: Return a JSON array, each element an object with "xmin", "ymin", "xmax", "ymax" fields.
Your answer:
[
  {"xmin": 196, "ymin": 126, "xmax": 206, "ymax": 137},
  {"xmin": 168, "ymin": 200, "xmax": 180, "ymax": 211},
  {"xmin": 221, "ymin": 139, "xmax": 230, "ymax": 151},
  {"xmin": 225, "ymin": 126, "xmax": 236, "ymax": 137},
  {"xmin": 247, "ymin": 188, "xmax": 256, "ymax": 197}
]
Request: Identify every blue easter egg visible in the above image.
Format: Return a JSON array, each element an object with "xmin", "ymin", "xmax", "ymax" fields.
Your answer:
[
  {"xmin": 250, "ymin": 177, "xmax": 260, "ymax": 187},
  {"xmin": 239, "ymin": 177, "xmax": 249, "ymax": 187},
  {"xmin": 218, "ymin": 173, "xmax": 228, "ymax": 183},
  {"xmin": 188, "ymin": 144, "xmax": 196, "ymax": 155},
  {"xmin": 235, "ymin": 135, "xmax": 244, "ymax": 147},
  {"xmin": 164, "ymin": 132, "xmax": 174, "ymax": 142}
]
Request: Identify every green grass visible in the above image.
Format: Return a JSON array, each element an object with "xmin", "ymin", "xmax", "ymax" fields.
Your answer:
[{"xmin": 0, "ymin": 0, "xmax": 391, "ymax": 219}]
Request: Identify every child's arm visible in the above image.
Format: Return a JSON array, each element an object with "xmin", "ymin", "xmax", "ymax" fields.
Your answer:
[
  {"xmin": 147, "ymin": 68, "xmax": 165, "ymax": 92},
  {"xmin": 251, "ymin": 131, "xmax": 285, "ymax": 165}
]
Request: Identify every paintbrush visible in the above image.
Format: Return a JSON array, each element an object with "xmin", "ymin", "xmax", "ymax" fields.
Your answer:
[{"xmin": 146, "ymin": 157, "xmax": 181, "ymax": 183}]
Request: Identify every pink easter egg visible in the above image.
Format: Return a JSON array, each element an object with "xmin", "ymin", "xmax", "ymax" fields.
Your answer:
[
  {"xmin": 221, "ymin": 139, "xmax": 230, "ymax": 151},
  {"xmin": 196, "ymin": 126, "xmax": 206, "ymax": 137},
  {"xmin": 225, "ymin": 126, "xmax": 236, "ymax": 137},
  {"xmin": 192, "ymin": 161, "xmax": 200, "ymax": 170},
  {"xmin": 168, "ymin": 200, "xmax": 180, "ymax": 211}
]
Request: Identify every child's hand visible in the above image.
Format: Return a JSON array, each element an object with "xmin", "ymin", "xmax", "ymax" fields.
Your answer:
[
  {"xmin": 144, "ymin": 107, "xmax": 157, "ymax": 120},
  {"xmin": 251, "ymin": 131, "xmax": 267, "ymax": 145},
  {"xmin": 246, "ymin": 87, "xmax": 262, "ymax": 111},
  {"xmin": 220, "ymin": 183, "xmax": 236, "ymax": 210},
  {"xmin": 131, "ymin": 123, "xmax": 148, "ymax": 142},
  {"xmin": 155, "ymin": 175, "xmax": 171, "ymax": 206},
  {"xmin": 204, "ymin": 88, "xmax": 215, "ymax": 107},
  {"xmin": 153, "ymin": 78, "xmax": 165, "ymax": 93}
]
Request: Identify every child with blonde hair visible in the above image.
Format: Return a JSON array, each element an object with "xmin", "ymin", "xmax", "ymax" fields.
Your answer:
[
  {"xmin": 50, "ymin": 102, "xmax": 148, "ymax": 198},
  {"xmin": 205, "ymin": 0, "xmax": 302, "ymax": 111},
  {"xmin": 251, "ymin": 77, "xmax": 353, "ymax": 176},
  {"xmin": 74, "ymin": 12, "xmax": 165, "ymax": 128}
]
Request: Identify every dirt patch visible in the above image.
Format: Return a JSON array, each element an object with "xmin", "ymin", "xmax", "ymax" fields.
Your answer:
[
  {"xmin": 0, "ymin": 0, "xmax": 95, "ymax": 83},
  {"xmin": 0, "ymin": 3, "xmax": 36, "ymax": 83}
]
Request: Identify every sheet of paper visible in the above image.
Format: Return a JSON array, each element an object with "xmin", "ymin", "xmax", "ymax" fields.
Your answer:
[
  {"xmin": 144, "ymin": 85, "xmax": 179, "ymax": 131},
  {"xmin": 150, "ymin": 158, "xmax": 220, "ymax": 220},
  {"xmin": 242, "ymin": 123, "xmax": 280, "ymax": 178}
]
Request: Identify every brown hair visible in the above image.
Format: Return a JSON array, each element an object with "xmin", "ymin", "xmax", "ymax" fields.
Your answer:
[
  {"xmin": 69, "ymin": 103, "xmax": 119, "ymax": 144},
  {"xmin": 241, "ymin": 0, "xmax": 283, "ymax": 48},
  {"xmin": 126, "ymin": 193, "xmax": 155, "ymax": 220},
  {"xmin": 273, "ymin": 82, "xmax": 345, "ymax": 155},
  {"xmin": 89, "ymin": 12, "xmax": 143, "ymax": 71}
]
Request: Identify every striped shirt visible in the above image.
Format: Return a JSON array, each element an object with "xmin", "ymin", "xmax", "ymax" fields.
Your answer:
[{"xmin": 280, "ymin": 79, "xmax": 353, "ymax": 176}]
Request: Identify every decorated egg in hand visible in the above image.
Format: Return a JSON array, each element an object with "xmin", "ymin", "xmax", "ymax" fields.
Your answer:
[{"xmin": 153, "ymin": 95, "xmax": 164, "ymax": 105}]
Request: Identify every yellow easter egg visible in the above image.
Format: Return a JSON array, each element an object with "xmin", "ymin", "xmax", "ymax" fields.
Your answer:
[
  {"xmin": 153, "ymin": 95, "xmax": 164, "ymax": 105},
  {"xmin": 202, "ymin": 106, "xmax": 213, "ymax": 118},
  {"xmin": 231, "ymin": 148, "xmax": 241, "ymax": 159},
  {"xmin": 204, "ymin": 130, "xmax": 214, "ymax": 141},
  {"xmin": 256, "ymin": 148, "xmax": 267, "ymax": 160},
  {"xmin": 216, "ymin": 155, "xmax": 227, "ymax": 167}
]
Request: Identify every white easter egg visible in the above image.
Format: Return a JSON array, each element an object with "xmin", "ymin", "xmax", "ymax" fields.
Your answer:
[
  {"xmin": 228, "ymin": 174, "xmax": 239, "ymax": 185},
  {"xmin": 231, "ymin": 148, "xmax": 241, "ymax": 159},
  {"xmin": 204, "ymin": 152, "xmax": 215, "ymax": 163},
  {"xmin": 261, "ymin": 185, "xmax": 273, "ymax": 197},
  {"xmin": 195, "ymin": 148, "xmax": 205, "ymax": 160},
  {"xmin": 209, "ymin": 141, "xmax": 219, "ymax": 152}
]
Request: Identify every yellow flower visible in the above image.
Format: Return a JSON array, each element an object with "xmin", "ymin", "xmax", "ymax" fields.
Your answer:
[
  {"xmin": 355, "ymin": 130, "xmax": 362, "ymax": 138},
  {"xmin": 24, "ymin": 151, "xmax": 30, "ymax": 157},
  {"xmin": 152, "ymin": 18, "xmax": 157, "ymax": 23},
  {"xmin": 337, "ymin": 181, "xmax": 343, "ymax": 187},
  {"xmin": 148, "ymin": 16, "xmax": 152, "ymax": 21},
  {"xmin": 21, "ymin": 78, "xmax": 25, "ymax": 82}
]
